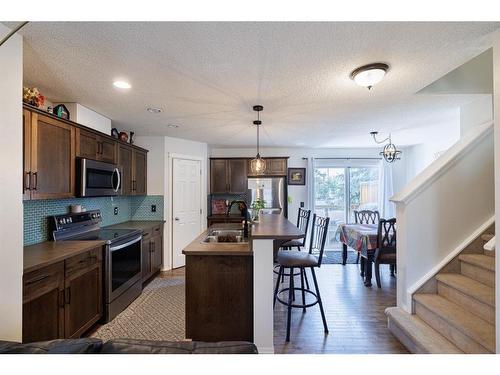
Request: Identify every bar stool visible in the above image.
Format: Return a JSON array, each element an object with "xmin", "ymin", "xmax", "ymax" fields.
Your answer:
[
  {"xmin": 273, "ymin": 208, "xmax": 311, "ymax": 287},
  {"xmin": 273, "ymin": 214, "xmax": 330, "ymax": 342}
]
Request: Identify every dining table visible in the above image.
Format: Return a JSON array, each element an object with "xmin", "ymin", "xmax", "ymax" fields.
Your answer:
[{"xmin": 335, "ymin": 223, "xmax": 379, "ymax": 286}]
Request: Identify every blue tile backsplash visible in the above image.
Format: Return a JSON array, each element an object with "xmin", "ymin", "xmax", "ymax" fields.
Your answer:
[{"xmin": 24, "ymin": 195, "xmax": 164, "ymax": 246}]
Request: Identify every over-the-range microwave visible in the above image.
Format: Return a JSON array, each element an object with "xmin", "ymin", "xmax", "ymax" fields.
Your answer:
[{"xmin": 76, "ymin": 158, "xmax": 122, "ymax": 197}]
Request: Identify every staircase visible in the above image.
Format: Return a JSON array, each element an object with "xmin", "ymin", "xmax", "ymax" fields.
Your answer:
[{"xmin": 386, "ymin": 233, "xmax": 496, "ymax": 354}]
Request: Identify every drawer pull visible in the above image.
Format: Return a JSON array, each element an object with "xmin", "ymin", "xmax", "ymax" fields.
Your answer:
[{"xmin": 25, "ymin": 274, "xmax": 49, "ymax": 285}]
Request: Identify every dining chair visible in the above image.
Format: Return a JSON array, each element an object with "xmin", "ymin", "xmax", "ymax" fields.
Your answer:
[
  {"xmin": 373, "ymin": 218, "xmax": 397, "ymax": 288},
  {"xmin": 274, "ymin": 214, "xmax": 330, "ymax": 342},
  {"xmin": 351, "ymin": 209, "xmax": 380, "ymax": 265}
]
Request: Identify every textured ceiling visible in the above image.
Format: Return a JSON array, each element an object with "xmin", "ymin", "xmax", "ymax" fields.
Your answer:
[{"xmin": 12, "ymin": 22, "xmax": 500, "ymax": 147}]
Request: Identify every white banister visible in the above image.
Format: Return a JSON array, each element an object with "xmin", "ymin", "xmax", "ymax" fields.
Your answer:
[{"xmin": 391, "ymin": 122, "xmax": 495, "ymax": 313}]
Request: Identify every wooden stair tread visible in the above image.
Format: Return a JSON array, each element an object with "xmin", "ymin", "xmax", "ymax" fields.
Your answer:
[
  {"xmin": 459, "ymin": 254, "xmax": 495, "ymax": 272},
  {"xmin": 385, "ymin": 307, "xmax": 463, "ymax": 354},
  {"xmin": 436, "ymin": 273, "xmax": 495, "ymax": 307},
  {"xmin": 413, "ymin": 294, "xmax": 495, "ymax": 352}
]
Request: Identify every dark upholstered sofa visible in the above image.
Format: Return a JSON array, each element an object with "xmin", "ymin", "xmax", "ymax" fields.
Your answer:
[{"xmin": 0, "ymin": 338, "xmax": 258, "ymax": 354}]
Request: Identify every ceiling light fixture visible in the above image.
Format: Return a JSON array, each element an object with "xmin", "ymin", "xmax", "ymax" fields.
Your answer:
[
  {"xmin": 147, "ymin": 107, "xmax": 163, "ymax": 114},
  {"xmin": 350, "ymin": 63, "xmax": 389, "ymax": 89},
  {"xmin": 370, "ymin": 131, "xmax": 402, "ymax": 163},
  {"xmin": 113, "ymin": 80, "xmax": 132, "ymax": 89},
  {"xmin": 167, "ymin": 124, "xmax": 179, "ymax": 128},
  {"xmin": 250, "ymin": 105, "xmax": 266, "ymax": 175}
]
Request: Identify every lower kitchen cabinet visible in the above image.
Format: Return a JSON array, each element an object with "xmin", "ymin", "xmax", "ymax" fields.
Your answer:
[
  {"xmin": 22, "ymin": 247, "xmax": 102, "ymax": 343},
  {"xmin": 141, "ymin": 224, "xmax": 164, "ymax": 283},
  {"xmin": 22, "ymin": 262, "xmax": 65, "ymax": 343}
]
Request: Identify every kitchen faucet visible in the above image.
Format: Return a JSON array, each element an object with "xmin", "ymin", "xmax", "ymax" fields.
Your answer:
[{"xmin": 227, "ymin": 200, "xmax": 249, "ymax": 238}]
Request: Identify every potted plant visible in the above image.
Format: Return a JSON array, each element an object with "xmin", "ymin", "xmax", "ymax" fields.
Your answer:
[{"xmin": 250, "ymin": 198, "xmax": 266, "ymax": 222}]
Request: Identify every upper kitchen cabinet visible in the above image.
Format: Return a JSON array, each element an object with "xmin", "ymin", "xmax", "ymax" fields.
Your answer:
[
  {"xmin": 24, "ymin": 111, "xmax": 76, "ymax": 200},
  {"xmin": 247, "ymin": 157, "xmax": 288, "ymax": 177},
  {"xmin": 76, "ymin": 128, "xmax": 117, "ymax": 164},
  {"xmin": 118, "ymin": 144, "xmax": 147, "ymax": 196},
  {"xmin": 210, "ymin": 158, "xmax": 248, "ymax": 194}
]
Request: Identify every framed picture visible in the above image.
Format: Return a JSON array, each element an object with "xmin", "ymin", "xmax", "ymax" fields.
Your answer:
[{"xmin": 288, "ymin": 168, "xmax": 306, "ymax": 185}]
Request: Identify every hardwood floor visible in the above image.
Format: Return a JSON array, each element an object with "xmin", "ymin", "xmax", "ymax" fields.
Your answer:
[{"xmin": 161, "ymin": 263, "xmax": 407, "ymax": 354}]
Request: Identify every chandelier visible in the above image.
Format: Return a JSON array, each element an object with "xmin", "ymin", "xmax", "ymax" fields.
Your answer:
[
  {"xmin": 250, "ymin": 105, "xmax": 267, "ymax": 174},
  {"xmin": 370, "ymin": 131, "xmax": 402, "ymax": 163}
]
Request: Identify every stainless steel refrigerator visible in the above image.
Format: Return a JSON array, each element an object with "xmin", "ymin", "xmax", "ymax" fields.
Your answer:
[{"xmin": 247, "ymin": 177, "xmax": 286, "ymax": 216}]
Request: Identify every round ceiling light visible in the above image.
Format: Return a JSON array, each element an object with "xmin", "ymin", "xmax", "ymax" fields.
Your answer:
[
  {"xmin": 147, "ymin": 107, "xmax": 163, "ymax": 114},
  {"xmin": 167, "ymin": 124, "xmax": 179, "ymax": 128},
  {"xmin": 113, "ymin": 80, "xmax": 132, "ymax": 89},
  {"xmin": 350, "ymin": 63, "xmax": 389, "ymax": 89}
]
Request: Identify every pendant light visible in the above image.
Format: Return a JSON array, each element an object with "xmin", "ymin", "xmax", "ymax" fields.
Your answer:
[
  {"xmin": 370, "ymin": 131, "xmax": 402, "ymax": 163},
  {"xmin": 250, "ymin": 105, "xmax": 267, "ymax": 174}
]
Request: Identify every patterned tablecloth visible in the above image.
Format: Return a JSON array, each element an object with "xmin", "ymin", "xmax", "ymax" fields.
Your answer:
[{"xmin": 335, "ymin": 223, "xmax": 378, "ymax": 257}]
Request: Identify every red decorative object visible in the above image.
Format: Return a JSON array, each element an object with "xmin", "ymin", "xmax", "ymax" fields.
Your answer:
[
  {"xmin": 119, "ymin": 132, "xmax": 129, "ymax": 142},
  {"xmin": 211, "ymin": 199, "xmax": 227, "ymax": 215}
]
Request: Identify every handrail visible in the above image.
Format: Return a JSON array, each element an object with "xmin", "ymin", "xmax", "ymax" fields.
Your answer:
[{"xmin": 391, "ymin": 121, "xmax": 493, "ymax": 205}]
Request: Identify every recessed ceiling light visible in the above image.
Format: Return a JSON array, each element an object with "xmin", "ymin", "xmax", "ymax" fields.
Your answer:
[
  {"xmin": 167, "ymin": 124, "xmax": 179, "ymax": 128},
  {"xmin": 147, "ymin": 107, "xmax": 163, "ymax": 114},
  {"xmin": 113, "ymin": 80, "xmax": 132, "ymax": 89},
  {"xmin": 350, "ymin": 63, "xmax": 389, "ymax": 89}
]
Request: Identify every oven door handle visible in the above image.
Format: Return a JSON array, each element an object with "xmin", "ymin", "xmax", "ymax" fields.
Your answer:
[
  {"xmin": 109, "ymin": 236, "xmax": 142, "ymax": 252},
  {"xmin": 112, "ymin": 167, "xmax": 121, "ymax": 193}
]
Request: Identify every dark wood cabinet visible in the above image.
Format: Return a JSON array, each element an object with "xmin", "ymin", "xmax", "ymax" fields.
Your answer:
[
  {"xmin": 185, "ymin": 254, "xmax": 253, "ymax": 342},
  {"xmin": 210, "ymin": 158, "xmax": 248, "ymax": 194},
  {"xmin": 63, "ymin": 248, "xmax": 102, "ymax": 338},
  {"xmin": 141, "ymin": 224, "xmax": 164, "ymax": 283},
  {"xmin": 23, "ymin": 112, "xmax": 76, "ymax": 200},
  {"xmin": 22, "ymin": 247, "xmax": 102, "ymax": 343},
  {"xmin": 118, "ymin": 144, "xmax": 133, "ymax": 194},
  {"xmin": 132, "ymin": 149, "xmax": 147, "ymax": 195},
  {"xmin": 207, "ymin": 215, "xmax": 245, "ymax": 228},
  {"xmin": 247, "ymin": 157, "xmax": 288, "ymax": 176},
  {"xmin": 22, "ymin": 262, "xmax": 65, "ymax": 343},
  {"xmin": 76, "ymin": 128, "xmax": 117, "ymax": 164}
]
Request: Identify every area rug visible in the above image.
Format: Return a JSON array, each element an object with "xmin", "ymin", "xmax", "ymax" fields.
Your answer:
[
  {"xmin": 91, "ymin": 277, "xmax": 186, "ymax": 341},
  {"xmin": 321, "ymin": 250, "xmax": 359, "ymax": 265}
]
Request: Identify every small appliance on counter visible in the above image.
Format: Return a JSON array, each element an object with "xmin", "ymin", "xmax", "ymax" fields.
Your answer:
[{"xmin": 50, "ymin": 210, "xmax": 142, "ymax": 323}]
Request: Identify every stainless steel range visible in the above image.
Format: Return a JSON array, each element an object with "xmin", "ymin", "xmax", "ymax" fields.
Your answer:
[{"xmin": 51, "ymin": 210, "xmax": 142, "ymax": 322}]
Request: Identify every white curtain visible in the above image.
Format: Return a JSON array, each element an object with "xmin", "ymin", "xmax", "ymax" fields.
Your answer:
[{"xmin": 379, "ymin": 160, "xmax": 395, "ymax": 219}]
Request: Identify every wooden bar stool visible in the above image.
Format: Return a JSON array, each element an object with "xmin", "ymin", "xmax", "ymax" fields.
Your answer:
[{"xmin": 273, "ymin": 214, "xmax": 330, "ymax": 342}]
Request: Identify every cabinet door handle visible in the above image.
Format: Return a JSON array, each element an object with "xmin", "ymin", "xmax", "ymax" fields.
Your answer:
[
  {"xmin": 32, "ymin": 172, "xmax": 38, "ymax": 190},
  {"xmin": 25, "ymin": 274, "xmax": 49, "ymax": 285},
  {"xmin": 24, "ymin": 171, "xmax": 31, "ymax": 191},
  {"xmin": 98, "ymin": 142, "xmax": 102, "ymax": 155}
]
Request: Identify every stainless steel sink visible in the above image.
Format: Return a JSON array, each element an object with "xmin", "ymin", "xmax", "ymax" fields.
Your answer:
[{"xmin": 202, "ymin": 229, "xmax": 249, "ymax": 243}]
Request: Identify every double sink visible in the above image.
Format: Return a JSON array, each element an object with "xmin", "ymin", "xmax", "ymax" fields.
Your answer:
[{"xmin": 202, "ymin": 229, "xmax": 249, "ymax": 244}]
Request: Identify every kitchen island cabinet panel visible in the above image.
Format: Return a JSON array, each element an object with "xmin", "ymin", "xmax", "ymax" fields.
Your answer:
[{"xmin": 185, "ymin": 255, "xmax": 253, "ymax": 342}]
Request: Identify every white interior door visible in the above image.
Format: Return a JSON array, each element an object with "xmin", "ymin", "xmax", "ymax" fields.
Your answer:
[{"xmin": 172, "ymin": 158, "xmax": 202, "ymax": 268}]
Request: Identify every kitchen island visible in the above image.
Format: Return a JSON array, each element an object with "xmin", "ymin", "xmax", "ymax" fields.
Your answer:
[{"xmin": 182, "ymin": 214, "xmax": 304, "ymax": 353}]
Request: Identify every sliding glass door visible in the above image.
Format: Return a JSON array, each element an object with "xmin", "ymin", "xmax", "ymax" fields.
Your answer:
[{"xmin": 313, "ymin": 161, "xmax": 380, "ymax": 250}]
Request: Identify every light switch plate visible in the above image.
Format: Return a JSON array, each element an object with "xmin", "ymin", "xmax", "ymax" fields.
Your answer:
[
  {"xmin": 151, "ymin": 204, "xmax": 157, "ymax": 212},
  {"xmin": 114, "ymin": 207, "xmax": 119, "ymax": 215}
]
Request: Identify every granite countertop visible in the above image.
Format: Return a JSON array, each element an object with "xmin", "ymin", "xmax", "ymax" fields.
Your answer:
[
  {"xmin": 24, "ymin": 240, "xmax": 106, "ymax": 273},
  {"xmin": 23, "ymin": 220, "xmax": 165, "ymax": 273}
]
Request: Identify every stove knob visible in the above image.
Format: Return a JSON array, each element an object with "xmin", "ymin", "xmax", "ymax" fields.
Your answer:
[
  {"xmin": 67, "ymin": 217, "xmax": 72, "ymax": 223},
  {"xmin": 60, "ymin": 218, "xmax": 66, "ymax": 225}
]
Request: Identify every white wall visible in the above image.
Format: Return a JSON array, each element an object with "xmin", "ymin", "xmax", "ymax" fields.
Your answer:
[
  {"xmin": 210, "ymin": 146, "xmax": 409, "ymax": 221},
  {"xmin": 492, "ymin": 28, "xmax": 500, "ymax": 354},
  {"xmin": 134, "ymin": 135, "xmax": 208, "ymax": 270},
  {"xmin": 392, "ymin": 124, "xmax": 494, "ymax": 313},
  {"xmin": 0, "ymin": 24, "xmax": 23, "ymax": 341},
  {"xmin": 57, "ymin": 102, "xmax": 112, "ymax": 134},
  {"xmin": 460, "ymin": 96, "xmax": 493, "ymax": 137}
]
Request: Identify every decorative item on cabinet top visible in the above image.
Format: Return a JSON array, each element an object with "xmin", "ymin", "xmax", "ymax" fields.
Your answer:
[{"xmin": 23, "ymin": 195, "xmax": 164, "ymax": 246}]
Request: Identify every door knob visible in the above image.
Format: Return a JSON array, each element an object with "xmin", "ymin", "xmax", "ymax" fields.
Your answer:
[{"xmin": 174, "ymin": 217, "xmax": 180, "ymax": 221}]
